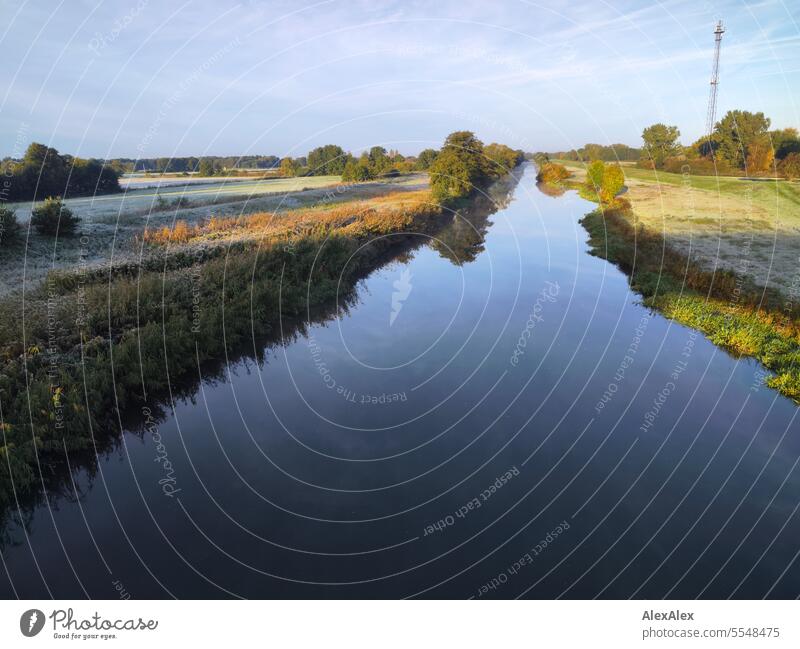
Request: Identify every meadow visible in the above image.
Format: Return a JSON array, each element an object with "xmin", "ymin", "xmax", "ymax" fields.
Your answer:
[{"xmin": 556, "ymin": 159, "xmax": 800, "ymax": 294}]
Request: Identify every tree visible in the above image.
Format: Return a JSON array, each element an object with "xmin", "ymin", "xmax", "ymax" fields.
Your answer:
[
  {"xmin": 483, "ymin": 143, "xmax": 523, "ymax": 177},
  {"xmin": 770, "ymin": 128, "xmax": 800, "ymax": 159},
  {"xmin": 307, "ymin": 144, "xmax": 347, "ymax": 176},
  {"xmin": 745, "ymin": 138, "xmax": 775, "ymax": 175},
  {"xmin": 415, "ymin": 148, "xmax": 438, "ymax": 170},
  {"xmin": 30, "ymin": 197, "xmax": 80, "ymax": 236},
  {"xmin": 0, "ymin": 207, "xmax": 20, "ymax": 245},
  {"xmin": 198, "ymin": 158, "xmax": 216, "ymax": 176},
  {"xmin": 600, "ymin": 163, "xmax": 625, "ymax": 202},
  {"xmin": 586, "ymin": 159, "xmax": 605, "ymax": 191},
  {"xmin": 779, "ymin": 152, "xmax": 800, "ymax": 180},
  {"xmin": 428, "ymin": 131, "xmax": 489, "ymax": 204},
  {"xmin": 368, "ymin": 146, "xmax": 389, "ymax": 175},
  {"xmin": 713, "ymin": 110, "xmax": 771, "ymax": 168},
  {"xmin": 429, "ymin": 148, "xmax": 473, "ymax": 203},
  {"xmin": 640, "ymin": 124, "xmax": 681, "ymax": 168},
  {"xmin": 279, "ymin": 157, "xmax": 298, "ymax": 177},
  {"xmin": 342, "ymin": 158, "xmax": 373, "ymax": 182}
]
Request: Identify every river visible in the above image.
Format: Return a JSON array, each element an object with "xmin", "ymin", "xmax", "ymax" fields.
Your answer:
[{"xmin": 2, "ymin": 163, "xmax": 799, "ymax": 599}]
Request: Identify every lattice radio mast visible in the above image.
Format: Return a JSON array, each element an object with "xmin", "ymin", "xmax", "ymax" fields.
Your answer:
[{"xmin": 705, "ymin": 20, "xmax": 725, "ymax": 137}]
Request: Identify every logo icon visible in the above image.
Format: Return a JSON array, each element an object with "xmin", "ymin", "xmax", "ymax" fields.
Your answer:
[
  {"xmin": 20, "ymin": 609, "xmax": 45, "ymax": 637},
  {"xmin": 390, "ymin": 268, "xmax": 413, "ymax": 326}
]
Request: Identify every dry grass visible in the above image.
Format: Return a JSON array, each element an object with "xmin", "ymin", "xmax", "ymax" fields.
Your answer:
[{"xmin": 142, "ymin": 190, "xmax": 438, "ymax": 246}]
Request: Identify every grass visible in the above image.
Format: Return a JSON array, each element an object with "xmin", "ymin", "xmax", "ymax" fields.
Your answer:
[
  {"xmin": 554, "ymin": 159, "xmax": 800, "ymax": 295},
  {"xmin": 581, "ymin": 204, "xmax": 800, "ymax": 402}
]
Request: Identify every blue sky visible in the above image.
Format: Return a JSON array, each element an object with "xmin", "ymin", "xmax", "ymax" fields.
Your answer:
[{"xmin": 2, "ymin": 0, "xmax": 799, "ymax": 159}]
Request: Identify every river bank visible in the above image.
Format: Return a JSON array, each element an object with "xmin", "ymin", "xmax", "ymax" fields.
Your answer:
[
  {"xmin": 542, "ymin": 161, "xmax": 800, "ymax": 402},
  {"xmin": 0, "ymin": 168, "xmax": 521, "ymax": 529}
]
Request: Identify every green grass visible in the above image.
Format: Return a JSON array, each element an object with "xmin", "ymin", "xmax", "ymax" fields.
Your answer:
[{"xmin": 555, "ymin": 159, "xmax": 800, "ymax": 222}]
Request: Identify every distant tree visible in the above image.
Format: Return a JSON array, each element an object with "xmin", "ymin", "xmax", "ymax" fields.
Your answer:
[
  {"xmin": 0, "ymin": 207, "xmax": 20, "ymax": 245},
  {"xmin": 483, "ymin": 143, "xmax": 523, "ymax": 177},
  {"xmin": 198, "ymin": 158, "xmax": 216, "ymax": 176},
  {"xmin": 279, "ymin": 157, "xmax": 298, "ymax": 177},
  {"xmin": 532, "ymin": 152, "xmax": 550, "ymax": 166},
  {"xmin": 713, "ymin": 110, "xmax": 771, "ymax": 168},
  {"xmin": 367, "ymin": 146, "xmax": 390, "ymax": 175},
  {"xmin": 770, "ymin": 128, "xmax": 800, "ymax": 159},
  {"xmin": 600, "ymin": 163, "xmax": 625, "ymax": 202},
  {"xmin": 342, "ymin": 158, "xmax": 373, "ymax": 182},
  {"xmin": 640, "ymin": 124, "xmax": 681, "ymax": 168},
  {"xmin": 586, "ymin": 159, "xmax": 605, "ymax": 191},
  {"xmin": 779, "ymin": 152, "xmax": 800, "ymax": 180},
  {"xmin": 415, "ymin": 148, "xmax": 438, "ymax": 170},
  {"xmin": 307, "ymin": 144, "xmax": 347, "ymax": 176},
  {"xmin": 30, "ymin": 197, "xmax": 80, "ymax": 236}
]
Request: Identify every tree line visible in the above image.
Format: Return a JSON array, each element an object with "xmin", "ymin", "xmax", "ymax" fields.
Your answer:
[
  {"xmin": 1, "ymin": 143, "xmax": 121, "ymax": 203},
  {"xmin": 640, "ymin": 111, "xmax": 800, "ymax": 178},
  {"xmin": 109, "ymin": 155, "xmax": 283, "ymax": 174},
  {"xmin": 544, "ymin": 143, "xmax": 641, "ymax": 162}
]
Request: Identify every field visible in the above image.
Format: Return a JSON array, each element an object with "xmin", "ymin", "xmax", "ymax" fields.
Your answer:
[
  {"xmin": 556, "ymin": 160, "xmax": 800, "ymax": 295},
  {"xmin": 0, "ymin": 173, "xmax": 427, "ymax": 297}
]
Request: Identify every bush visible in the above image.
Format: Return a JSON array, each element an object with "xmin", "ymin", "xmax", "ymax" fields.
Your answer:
[
  {"xmin": 661, "ymin": 156, "xmax": 736, "ymax": 176},
  {"xmin": 779, "ymin": 153, "xmax": 800, "ymax": 180},
  {"xmin": 536, "ymin": 162, "xmax": 570, "ymax": 184},
  {"xmin": 0, "ymin": 207, "xmax": 20, "ymax": 244},
  {"xmin": 30, "ymin": 197, "xmax": 80, "ymax": 236},
  {"xmin": 586, "ymin": 160, "xmax": 605, "ymax": 191},
  {"xmin": 600, "ymin": 163, "xmax": 624, "ymax": 202}
]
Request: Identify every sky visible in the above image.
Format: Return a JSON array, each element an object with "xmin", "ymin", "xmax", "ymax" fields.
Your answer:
[{"xmin": 1, "ymin": 0, "xmax": 799, "ymax": 160}]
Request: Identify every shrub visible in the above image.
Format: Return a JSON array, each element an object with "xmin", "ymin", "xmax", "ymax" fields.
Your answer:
[
  {"xmin": 30, "ymin": 197, "xmax": 80, "ymax": 236},
  {"xmin": 586, "ymin": 159, "xmax": 605, "ymax": 191},
  {"xmin": 779, "ymin": 152, "xmax": 800, "ymax": 180},
  {"xmin": 600, "ymin": 163, "xmax": 624, "ymax": 202},
  {"xmin": 535, "ymin": 162, "xmax": 570, "ymax": 184},
  {"xmin": 0, "ymin": 207, "xmax": 20, "ymax": 244}
]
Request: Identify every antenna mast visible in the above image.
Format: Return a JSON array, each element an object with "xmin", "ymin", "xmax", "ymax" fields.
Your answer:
[{"xmin": 705, "ymin": 20, "xmax": 725, "ymax": 137}]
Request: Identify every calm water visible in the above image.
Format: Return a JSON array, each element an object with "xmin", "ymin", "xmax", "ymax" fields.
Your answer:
[{"xmin": 3, "ymin": 163, "xmax": 800, "ymax": 599}]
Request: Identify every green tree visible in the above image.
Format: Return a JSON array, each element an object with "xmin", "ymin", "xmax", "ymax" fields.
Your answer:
[
  {"xmin": 307, "ymin": 144, "xmax": 347, "ymax": 176},
  {"xmin": 713, "ymin": 110, "xmax": 771, "ymax": 168},
  {"xmin": 30, "ymin": 197, "xmax": 80, "ymax": 236},
  {"xmin": 586, "ymin": 159, "xmax": 605, "ymax": 191},
  {"xmin": 640, "ymin": 123, "xmax": 681, "ymax": 168},
  {"xmin": 483, "ymin": 143, "xmax": 523, "ymax": 177},
  {"xmin": 429, "ymin": 148, "xmax": 472, "ymax": 203},
  {"xmin": 415, "ymin": 148, "xmax": 438, "ymax": 170},
  {"xmin": 427, "ymin": 131, "xmax": 490, "ymax": 204}
]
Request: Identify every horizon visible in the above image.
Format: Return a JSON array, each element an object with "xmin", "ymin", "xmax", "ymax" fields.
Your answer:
[{"xmin": 2, "ymin": 0, "xmax": 799, "ymax": 159}]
